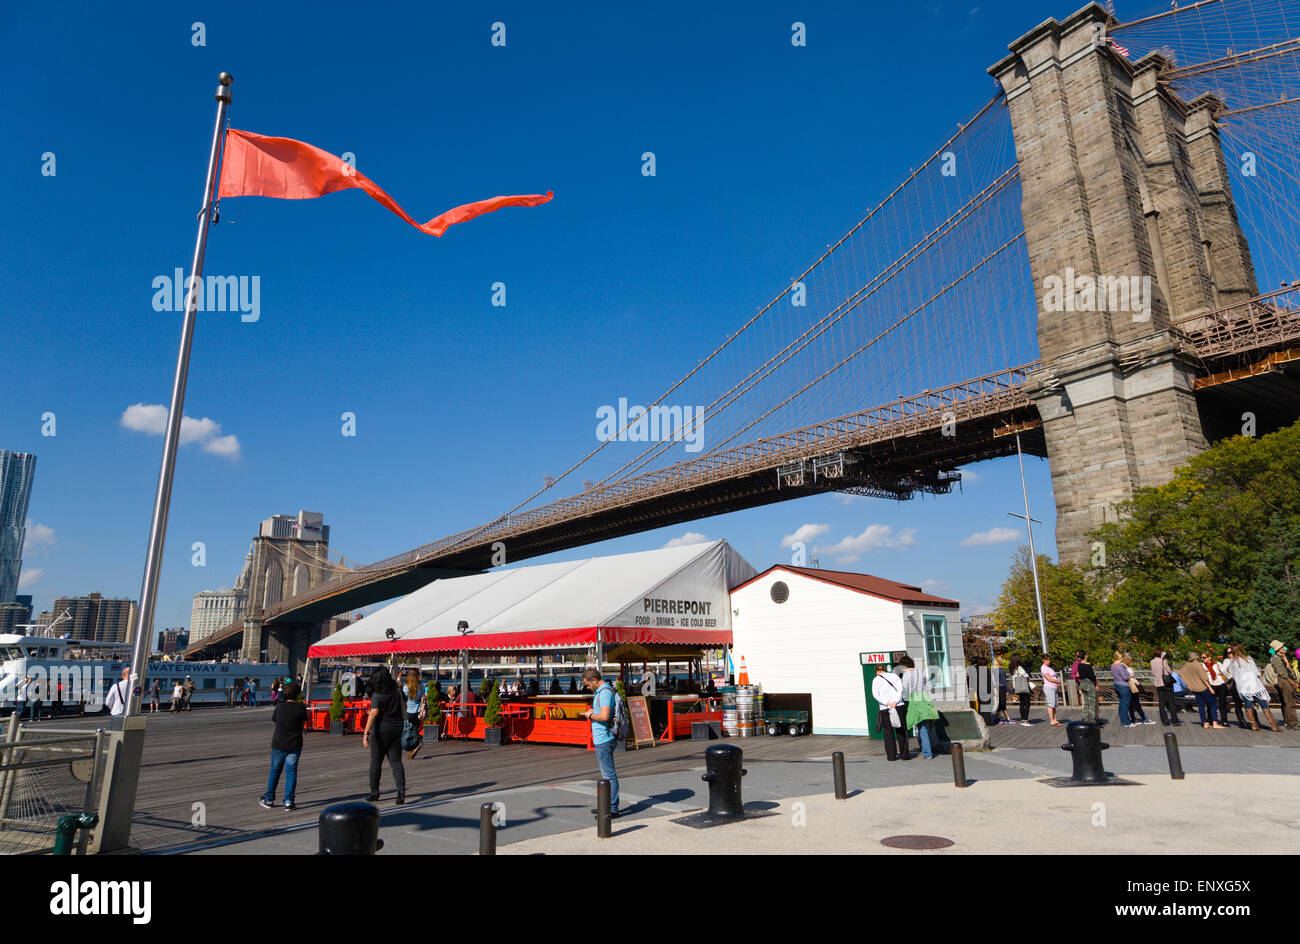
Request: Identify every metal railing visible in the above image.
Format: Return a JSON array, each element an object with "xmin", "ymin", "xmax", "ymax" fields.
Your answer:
[{"xmin": 0, "ymin": 714, "xmax": 107, "ymax": 855}]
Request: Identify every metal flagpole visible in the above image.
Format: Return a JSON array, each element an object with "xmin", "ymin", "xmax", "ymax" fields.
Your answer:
[
  {"xmin": 126, "ymin": 73, "xmax": 233, "ymax": 715},
  {"xmin": 1006, "ymin": 432, "xmax": 1049, "ymax": 654}
]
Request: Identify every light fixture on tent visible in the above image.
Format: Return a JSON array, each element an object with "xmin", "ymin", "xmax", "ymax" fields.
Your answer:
[
  {"xmin": 456, "ymin": 620, "xmax": 470, "ymax": 635},
  {"xmin": 385, "ymin": 627, "xmax": 396, "ymax": 640}
]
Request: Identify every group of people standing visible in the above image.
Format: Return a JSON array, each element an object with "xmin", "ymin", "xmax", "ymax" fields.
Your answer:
[
  {"xmin": 1149, "ymin": 642, "xmax": 1298, "ymax": 731},
  {"xmin": 871, "ymin": 657, "xmax": 940, "ymax": 761}
]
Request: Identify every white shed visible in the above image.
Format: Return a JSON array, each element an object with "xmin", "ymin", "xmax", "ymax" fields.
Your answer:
[{"xmin": 730, "ymin": 565, "xmax": 965, "ymax": 735}]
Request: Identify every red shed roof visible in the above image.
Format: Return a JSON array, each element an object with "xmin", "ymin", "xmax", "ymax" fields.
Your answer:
[{"xmin": 734, "ymin": 565, "xmax": 960, "ymax": 608}]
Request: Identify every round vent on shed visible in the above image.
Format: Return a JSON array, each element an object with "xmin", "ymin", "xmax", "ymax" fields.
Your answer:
[{"xmin": 770, "ymin": 580, "xmax": 790, "ymax": 604}]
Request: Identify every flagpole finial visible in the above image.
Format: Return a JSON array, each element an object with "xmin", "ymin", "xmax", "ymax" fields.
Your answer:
[
  {"xmin": 219, "ymin": 72, "xmax": 233, "ymax": 86},
  {"xmin": 216, "ymin": 72, "xmax": 233, "ymax": 104}
]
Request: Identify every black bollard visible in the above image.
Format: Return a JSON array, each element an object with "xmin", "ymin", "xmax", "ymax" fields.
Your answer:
[
  {"xmin": 699, "ymin": 743, "xmax": 747, "ymax": 819},
  {"xmin": 1059, "ymin": 721, "xmax": 1110, "ymax": 784},
  {"xmin": 832, "ymin": 751, "xmax": 847, "ymax": 799},
  {"xmin": 595, "ymin": 779, "xmax": 612, "ymax": 838},
  {"xmin": 1163, "ymin": 731, "xmax": 1185, "ymax": 780},
  {"xmin": 479, "ymin": 802, "xmax": 497, "ymax": 855},
  {"xmin": 951, "ymin": 742, "xmax": 968, "ymax": 788},
  {"xmin": 317, "ymin": 802, "xmax": 384, "ymax": 854}
]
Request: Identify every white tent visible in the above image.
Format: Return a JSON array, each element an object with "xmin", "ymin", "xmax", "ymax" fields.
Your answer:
[{"xmin": 308, "ymin": 539, "xmax": 757, "ymax": 658}]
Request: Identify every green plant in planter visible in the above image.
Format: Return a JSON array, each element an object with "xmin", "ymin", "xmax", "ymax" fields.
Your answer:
[
  {"xmin": 329, "ymin": 682, "xmax": 345, "ymax": 722},
  {"xmin": 425, "ymin": 681, "xmax": 441, "ymax": 724},
  {"xmin": 484, "ymin": 680, "xmax": 503, "ymax": 727},
  {"xmin": 479, "ymin": 675, "xmax": 493, "ymax": 700}
]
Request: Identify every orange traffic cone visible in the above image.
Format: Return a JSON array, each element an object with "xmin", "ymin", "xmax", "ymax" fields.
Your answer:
[{"xmin": 737, "ymin": 656, "xmax": 749, "ymax": 686}]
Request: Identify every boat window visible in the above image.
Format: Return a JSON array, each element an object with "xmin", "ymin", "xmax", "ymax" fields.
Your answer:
[{"xmin": 203, "ymin": 679, "xmax": 216, "ymax": 689}]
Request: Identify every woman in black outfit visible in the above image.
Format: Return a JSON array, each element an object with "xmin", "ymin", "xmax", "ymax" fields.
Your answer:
[{"xmin": 362, "ymin": 666, "xmax": 407, "ymax": 804}]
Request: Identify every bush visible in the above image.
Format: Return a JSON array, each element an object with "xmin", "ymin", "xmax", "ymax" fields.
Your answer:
[
  {"xmin": 484, "ymin": 680, "xmax": 503, "ymax": 727},
  {"xmin": 329, "ymin": 682, "xmax": 345, "ymax": 722},
  {"xmin": 425, "ymin": 681, "xmax": 441, "ymax": 723}
]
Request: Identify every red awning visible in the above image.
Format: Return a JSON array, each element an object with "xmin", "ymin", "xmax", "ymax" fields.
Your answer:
[{"xmin": 307, "ymin": 624, "xmax": 731, "ymax": 659}]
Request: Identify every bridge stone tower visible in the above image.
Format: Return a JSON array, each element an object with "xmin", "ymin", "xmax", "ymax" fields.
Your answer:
[
  {"xmin": 238, "ymin": 511, "xmax": 339, "ymax": 664},
  {"xmin": 989, "ymin": 2, "xmax": 1258, "ymax": 563}
]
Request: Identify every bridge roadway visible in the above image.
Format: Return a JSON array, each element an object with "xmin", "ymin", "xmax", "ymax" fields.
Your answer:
[{"xmin": 202, "ymin": 365, "xmax": 1047, "ymax": 641}]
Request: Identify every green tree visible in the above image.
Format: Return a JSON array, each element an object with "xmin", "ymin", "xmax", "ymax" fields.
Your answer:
[
  {"xmin": 1234, "ymin": 516, "xmax": 1300, "ymax": 658},
  {"xmin": 1090, "ymin": 421, "xmax": 1300, "ymax": 645},
  {"xmin": 992, "ymin": 547, "xmax": 1112, "ymax": 662},
  {"xmin": 484, "ymin": 680, "xmax": 503, "ymax": 727}
]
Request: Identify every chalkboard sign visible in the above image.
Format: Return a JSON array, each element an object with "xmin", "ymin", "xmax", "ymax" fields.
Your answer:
[{"xmin": 627, "ymin": 695, "xmax": 655, "ymax": 748}]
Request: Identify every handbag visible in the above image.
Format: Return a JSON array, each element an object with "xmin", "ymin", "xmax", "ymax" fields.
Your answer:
[{"xmin": 1128, "ymin": 677, "xmax": 1141, "ymax": 693}]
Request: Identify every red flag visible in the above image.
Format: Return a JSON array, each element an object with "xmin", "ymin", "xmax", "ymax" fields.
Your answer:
[{"xmin": 216, "ymin": 129, "xmax": 552, "ymax": 236}]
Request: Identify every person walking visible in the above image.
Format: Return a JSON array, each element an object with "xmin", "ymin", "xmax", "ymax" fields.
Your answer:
[
  {"xmin": 1181, "ymin": 651, "xmax": 1224, "ymax": 729},
  {"xmin": 1077, "ymin": 652, "xmax": 1100, "ymax": 723},
  {"xmin": 24, "ymin": 675, "xmax": 42, "ymax": 721},
  {"xmin": 170, "ymin": 681, "xmax": 184, "ymax": 713},
  {"xmin": 1041, "ymin": 655, "xmax": 1063, "ymax": 726},
  {"xmin": 248, "ymin": 677, "xmax": 258, "ymax": 708},
  {"xmin": 104, "ymin": 668, "xmax": 132, "ymax": 718},
  {"xmin": 402, "ymin": 670, "xmax": 425, "ymax": 760},
  {"xmin": 260, "ymin": 682, "xmax": 307, "ymax": 811},
  {"xmin": 580, "ymin": 668, "xmax": 621, "ymax": 816},
  {"xmin": 1150, "ymin": 649, "xmax": 1180, "ymax": 726},
  {"xmin": 148, "ymin": 679, "xmax": 161, "ymax": 713},
  {"xmin": 900, "ymin": 656, "xmax": 938, "ymax": 757},
  {"xmin": 871, "ymin": 663, "xmax": 910, "ymax": 761},
  {"xmin": 1010, "ymin": 657, "xmax": 1032, "ymax": 726},
  {"xmin": 362, "ymin": 666, "xmax": 407, "ymax": 804},
  {"xmin": 183, "ymin": 676, "xmax": 196, "ymax": 711},
  {"xmin": 1122, "ymin": 654, "xmax": 1153, "ymax": 724},
  {"xmin": 1224, "ymin": 645, "xmax": 1278, "ymax": 732},
  {"xmin": 1267, "ymin": 640, "xmax": 1299, "ymax": 729}
]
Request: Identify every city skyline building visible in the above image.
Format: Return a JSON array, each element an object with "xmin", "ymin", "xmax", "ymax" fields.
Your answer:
[
  {"xmin": 190, "ymin": 587, "xmax": 248, "ymax": 643},
  {"xmin": 0, "ymin": 451, "xmax": 36, "ymax": 603},
  {"xmin": 40, "ymin": 592, "xmax": 139, "ymax": 644}
]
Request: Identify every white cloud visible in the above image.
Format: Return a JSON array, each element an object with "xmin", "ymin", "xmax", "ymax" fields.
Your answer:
[
  {"xmin": 833, "ymin": 493, "xmax": 866, "ymax": 506},
  {"xmin": 662, "ymin": 532, "xmax": 709, "ymax": 549},
  {"xmin": 920, "ymin": 576, "xmax": 951, "ymax": 595},
  {"xmin": 961, "ymin": 527, "xmax": 1020, "ymax": 547},
  {"xmin": 815, "ymin": 524, "xmax": 917, "ymax": 557},
  {"xmin": 121, "ymin": 403, "xmax": 240, "ymax": 459},
  {"xmin": 959, "ymin": 468, "xmax": 979, "ymax": 484},
  {"xmin": 203, "ymin": 434, "xmax": 241, "ymax": 457},
  {"xmin": 17, "ymin": 569, "xmax": 44, "ymax": 589},
  {"xmin": 781, "ymin": 523, "xmax": 830, "ymax": 548},
  {"xmin": 23, "ymin": 522, "xmax": 56, "ymax": 554}
]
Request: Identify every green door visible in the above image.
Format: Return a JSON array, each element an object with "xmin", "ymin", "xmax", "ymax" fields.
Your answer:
[{"xmin": 860, "ymin": 651, "xmax": 903, "ymax": 740}]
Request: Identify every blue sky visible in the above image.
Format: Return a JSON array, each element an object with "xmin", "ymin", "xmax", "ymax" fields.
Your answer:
[{"xmin": 2, "ymin": 0, "xmax": 1076, "ymax": 638}]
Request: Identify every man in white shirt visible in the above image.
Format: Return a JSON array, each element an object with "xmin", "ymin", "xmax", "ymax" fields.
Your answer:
[
  {"xmin": 871, "ymin": 664, "xmax": 910, "ymax": 761},
  {"xmin": 105, "ymin": 668, "xmax": 132, "ymax": 717}
]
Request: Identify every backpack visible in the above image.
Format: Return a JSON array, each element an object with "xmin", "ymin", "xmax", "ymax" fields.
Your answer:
[
  {"xmin": 604, "ymin": 684, "xmax": 629, "ymax": 741},
  {"xmin": 1263, "ymin": 660, "xmax": 1279, "ymax": 686}
]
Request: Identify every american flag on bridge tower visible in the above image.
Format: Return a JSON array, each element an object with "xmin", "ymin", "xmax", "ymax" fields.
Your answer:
[{"xmin": 1109, "ymin": 38, "xmax": 1131, "ymax": 58}]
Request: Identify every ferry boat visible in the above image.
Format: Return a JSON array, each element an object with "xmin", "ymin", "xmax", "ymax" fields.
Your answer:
[{"xmin": 0, "ymin": 633, "xmax": 290, "ymax": 714}]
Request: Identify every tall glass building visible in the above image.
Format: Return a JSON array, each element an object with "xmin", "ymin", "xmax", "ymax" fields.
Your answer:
[{"xmin": 0, "ymin": 451, "xmax": 37, "ymax": 603}]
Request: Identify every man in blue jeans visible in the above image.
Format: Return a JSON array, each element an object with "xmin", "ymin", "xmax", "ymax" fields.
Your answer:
[
  {"xmin": 260, "ymin": 682, "xmax": 307, "ymax": 811},
  {"xmin": 581, "ymin": 668, "xmax": 620, "ymax": 818}
]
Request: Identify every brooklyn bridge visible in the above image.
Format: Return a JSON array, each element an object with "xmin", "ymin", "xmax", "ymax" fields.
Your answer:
[{"xmin": 188, "ymin": 0, "xmax": 1300, "ymax": 671}]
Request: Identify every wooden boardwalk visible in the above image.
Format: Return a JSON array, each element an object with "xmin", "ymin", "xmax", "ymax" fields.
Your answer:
[{"xmin": 34, "ymin": 702, "xmax": 1296, "ymax": 853}]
